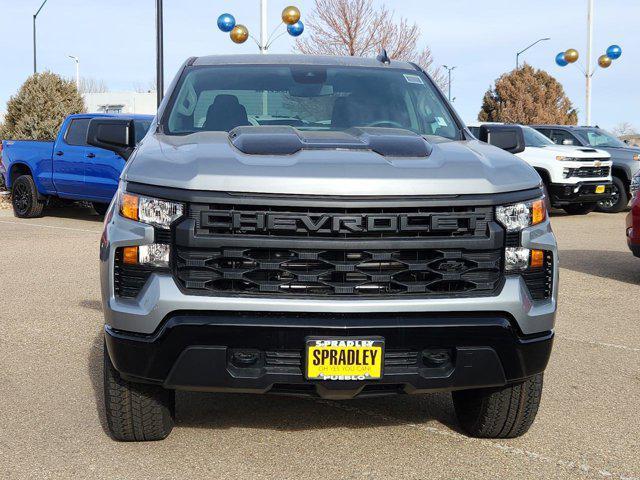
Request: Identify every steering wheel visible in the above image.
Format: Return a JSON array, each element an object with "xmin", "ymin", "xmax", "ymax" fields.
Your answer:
[{"xmin": 364, "ymin": 120, "xmax": 405, "ymax": 128}]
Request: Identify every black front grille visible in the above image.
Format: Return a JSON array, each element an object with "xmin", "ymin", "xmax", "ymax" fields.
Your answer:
[
  {"xmin": 566, "ymin": 166, "xmax": 610, "ymax": 178},
  {"xmin": 114, "ymin": 248, "xmax": 154, "ymax": 298},
  {"xmin": 174, "ymin": 247, "xmax": 503, "ymax": 296},
  {"xmin": 521, "ymin": 251, "xmax": 554, "ymax": 300},
  {"xmin": 189, "ymin": 203, "xmax": 493, "ymax": 238}
]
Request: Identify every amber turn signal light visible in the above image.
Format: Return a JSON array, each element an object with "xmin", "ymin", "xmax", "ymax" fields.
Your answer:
[
  {"xmin": 122, "ymin": 246, "xmax": 139, "ymax": 265},
  {"xmin": 120, "ymin": 193, "xmax": 139, "ymax": 221},
  {"xmin": 531, "ymin": 199, "xmax": 546, "ymax": 226},
  {"xmin": 530, "ymin": 249, "xmax": 545, "ymax": 269}
]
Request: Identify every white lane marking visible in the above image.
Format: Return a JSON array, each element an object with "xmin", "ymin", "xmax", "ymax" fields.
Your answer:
[
  {"xmin": 558, "ymin": 335, "xmax": 640, "ymax": 353},
  {"xmin": 315, "ymin": 400, "xmax": 639, "ymax": 480},
  {"xmin": 0, "ymin": 220, "xmax": 100, "ymax": 234}
]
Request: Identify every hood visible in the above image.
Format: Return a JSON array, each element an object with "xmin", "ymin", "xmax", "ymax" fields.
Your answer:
[
  {"xmin": 589, "ymin": 145, "xmax": 640, "ymax": 159},
  {"xmin": 124, "ymin": 131, "xmax": 541, "ymax": 197},
  {"xmin": 532, "ymin": 144, "xmax": 610, "ymax": 159}
]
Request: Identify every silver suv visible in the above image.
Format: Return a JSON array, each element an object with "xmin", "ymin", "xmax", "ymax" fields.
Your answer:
[{"xmin": 90, "ymin": 54, "xmax": 557, "ymax": 442}]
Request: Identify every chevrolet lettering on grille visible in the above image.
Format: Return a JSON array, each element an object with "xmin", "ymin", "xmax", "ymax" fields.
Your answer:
[{"xmin": 200, "ymin": 211, "xmax": 476, "ymax": 235}]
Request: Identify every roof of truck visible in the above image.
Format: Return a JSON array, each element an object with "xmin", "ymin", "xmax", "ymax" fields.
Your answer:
[
  {"xmin": 192, "ymin": 54, "xmax": 417, "ymax": 70},
  {"xmin": 529, "ymin": 125, "xmax": 600, "ymax": 130},
  {"xmin": 68, "ymin": 113, "xmax": 154, "ymax": 120}
]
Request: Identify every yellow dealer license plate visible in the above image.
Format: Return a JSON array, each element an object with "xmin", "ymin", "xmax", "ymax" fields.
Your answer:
[
  {"xmin": 595, "ymin": 185, "xmax": 606, "ymax": 194},
  {"xmin": 306, "ymin": 338, "xmax": 384, "ymax": 381}
]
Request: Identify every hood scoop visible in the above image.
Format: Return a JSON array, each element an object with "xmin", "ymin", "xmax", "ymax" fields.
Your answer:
[
  {"xmin": 229, "ymin": 126, "xmax": 432, "ymax": 158},
  {"xmin": 577, "ymin": 148, "xmax": 598, "ymax": 153}
]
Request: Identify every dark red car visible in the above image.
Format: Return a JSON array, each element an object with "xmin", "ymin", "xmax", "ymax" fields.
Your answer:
[{"xmin": 627, "ymin": 194, "xmax": 640, "ymax": 257}]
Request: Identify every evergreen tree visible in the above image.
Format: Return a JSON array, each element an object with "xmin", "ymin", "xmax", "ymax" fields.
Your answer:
[
  {"xmin": 0, "ymin": 72, "xmax": 85, "ymax": 140},
  {"xmin": 478, "ymin": 64, "xmax": 577, "ymax": 125}
]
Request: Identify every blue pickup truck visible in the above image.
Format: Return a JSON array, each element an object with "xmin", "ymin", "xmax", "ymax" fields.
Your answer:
[{"xmin": 0, "ymin": 113, "xmax": 153, "ymax": 217}]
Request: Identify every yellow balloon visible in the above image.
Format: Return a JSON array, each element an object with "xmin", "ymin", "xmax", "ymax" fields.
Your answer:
[
  {"xmin": 230, "ymin": 25, "xmax": 249, "ymax": 44},
  {"xmin": 281, "ymin": 6, "xmax": 301, "ymax": 25},
  {"xmin": 564, "ymin": 48, "xmax": 579, "ymax": 64},
  {"xmin": 598, "ymin": 54, "xmax": 612, "ymax": 68}
]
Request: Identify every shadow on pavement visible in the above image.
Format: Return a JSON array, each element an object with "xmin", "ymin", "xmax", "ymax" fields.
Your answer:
[
  {"xmin": 559, "ymin": 249, "xmax": 640, "ymax": 285},
  {"xmin": 43, "ymin": 205, "xmax": 104, "ymax": 222},
  {"xmin": 88, "ymin": 331, "xmax": 461, "ymax": 436}
]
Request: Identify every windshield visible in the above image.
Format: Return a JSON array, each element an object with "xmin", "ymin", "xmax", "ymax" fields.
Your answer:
[
  {"xmin": 574, "ymin": 128, "xmax": 626, "ymax": 148},
  {"xmin": 133, "ymin": 120, "xmax": 152, "ymax": 143},
  {"xmin": 163, "ymin": 65, "xmax": 461, "ymax": 140},
  {"xmin": 522, "ymin": 126, "xmax": 555, "ymax": 147}
]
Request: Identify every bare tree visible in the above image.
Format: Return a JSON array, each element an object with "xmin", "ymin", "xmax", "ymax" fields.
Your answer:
[
  {"xmin": 78, "ymin": 77, "xmax": 109, "ymax": 94},
  {"xmin": 295, "ymin": 0, "xmax": 447, "ymax": 89},
  {"xmin": 133, "ymin": 80, "xmax": 157, "ymax": 94},
  {"xmin": 611, "ymin": 121, "xmax": 638, "ymax": 137}
]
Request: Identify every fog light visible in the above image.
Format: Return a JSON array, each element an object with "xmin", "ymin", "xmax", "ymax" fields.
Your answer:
[
  {"xmin": 122, "ymin": 246, "xmax": 139, "ymax": 265},
  {"xmin": 530, "ymin": 249, "xmax": 545, "ymax": 268},
  {"xmin": 138, "ymin": 244, "xmax": 170, "ymax": 267},
  {"xmin": 505, "ymin": 247, "xmax": 529, "ymax": 271}
]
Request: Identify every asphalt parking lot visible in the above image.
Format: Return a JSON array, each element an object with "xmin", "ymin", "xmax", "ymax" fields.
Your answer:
[{"xmin": 0, "ymin": 205, "xmax": 638, "ymax": 480}]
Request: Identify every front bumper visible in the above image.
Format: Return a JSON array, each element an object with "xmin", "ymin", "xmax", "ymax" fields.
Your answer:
[
  {"xmin": 548, "ymin": 181, "xmax": 612, "ymax": 205},
  {"xmin": 105, "ymin": 312, "xmax": 554, "ymax": 399},
  {"xmin": 626, "ymin": 196, "xmax": 640, "ymax": 257}
]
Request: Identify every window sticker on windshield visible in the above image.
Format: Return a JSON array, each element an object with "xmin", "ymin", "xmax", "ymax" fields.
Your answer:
[
  {"xmin": 435, "ymin": 117, "xmax": 448, "ymax": 127},
  {"xmin": 403, "ymin": 74, "xmax": 424, "ymax": 85}
]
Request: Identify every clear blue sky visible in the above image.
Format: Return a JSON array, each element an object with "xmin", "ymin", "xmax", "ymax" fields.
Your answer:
[{"xmin": 0, "ymin": 0, "xmax": 637, "ymax": 130}]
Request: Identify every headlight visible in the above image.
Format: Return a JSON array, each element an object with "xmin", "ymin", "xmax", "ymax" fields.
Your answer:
[
  {"xmin": 633, "ymin": 154, "xmax": 639, "ymax": 161},
  {"xmin": 118, "ymin": 190, "xmax": 183, "ymax": 229},
  {"xmin": 123, "ymin": 244, "xmax": 170, "ymax": 268},
  {"xmin": 556, "ymin": 156, "xmax": 579, "ymax": 161},
  {"xmin": 496, "ymin": 198, "xmax": 546, "ymax": 232}
]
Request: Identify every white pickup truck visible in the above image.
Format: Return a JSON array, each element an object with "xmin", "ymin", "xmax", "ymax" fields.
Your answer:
[{"xmin": 469, "ymin": 123, "xmax": 612, "ymax": 214}]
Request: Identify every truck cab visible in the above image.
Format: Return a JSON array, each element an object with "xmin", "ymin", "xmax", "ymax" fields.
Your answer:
[
  {"xmin": 469, "ymin": 123, "xmax": 613, "ymax": 215},
  {"xmin": 1, "ymin": 113, "xmax": 152, "ymax": 217},
  {"xmin": 532, "ymin": 124, "xmax": 640, "ymax": 213}
]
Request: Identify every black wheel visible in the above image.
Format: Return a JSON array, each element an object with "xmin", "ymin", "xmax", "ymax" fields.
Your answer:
[
  {"xmin": 12, "ymin": 175, "xmax": 44, "ymax": 218},
  {"xmin": 597, "ymin": 176, "xmax": 628, "ymax": 213},
  {"xmin": 563, "ymin": 203, "xmax": 596, "ymax": 215},
  {"xmin": 103, "ymin": 345, "xmax": 175, "ymax": 441},
  {"xmin": 92, "ymin": 202, "xmax": 109, "ymax": 216},
  {"xmin": 453, "ymin": 373, "xmax": 543, "ymax": 439}
]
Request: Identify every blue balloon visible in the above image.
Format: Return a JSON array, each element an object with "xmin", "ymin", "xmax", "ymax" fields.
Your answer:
[
  {"xmin": 287, "ymin": 21, "xmax": 304, "ymax": 37},
  {"xmin": 606, "ymin": 44, "xmax": 622, "ymax": 60},
  {"xmin": 555, "ymin": 52, "xmax": 569, "ymax": 67},
  {"xmin": 217, "ymin": 13, "xmax": 236, "ymax": 32}
]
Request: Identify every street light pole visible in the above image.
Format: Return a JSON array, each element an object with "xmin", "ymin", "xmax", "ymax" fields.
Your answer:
[
  {"xmin": 443, "ymin": 65, "xmax": 456, "ymax": 101},
  {"xmin": 516, "ymin": 37, "xmax": 551, "ymax": 69},
  {"xmin": 585, "ymin": 0, "xmax": 594, "ymax": 126},
  {"xmin": 33, "ymin": 0, "xmax": 50, "ymax": 74},
  {"xmin": 260, "ymin": 0, "xmax": 268, "ymax": 53},
  {"xmin": 156, "ymin": 0, "xmax": 164, "ymax": 107},
  {"xmin": 68, "ymin": 55, "xmax": 79, "ymax": 90}
]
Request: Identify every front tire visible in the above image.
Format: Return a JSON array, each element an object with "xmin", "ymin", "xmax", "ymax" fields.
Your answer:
[
  {"xmin": 452, "ymin": 373, "xmax": 543, "ymax": 439},
  {"xmin": 103, "ymin": 346, "xmax": 175, "ymax": 441},
  {"xmin": 92, "ymin": 202, "xmax": 109, "ymax": 216},
  {"xmin": 597, "ymin": 176, "xmax": 628, "ymax": 213},
  {"xmin": 12, "ymin": 175, "xmax": 44, "ymax": 218},
  {"xmin": 563, "ymin": 203, "xmax": 596, "ymax": 215}
]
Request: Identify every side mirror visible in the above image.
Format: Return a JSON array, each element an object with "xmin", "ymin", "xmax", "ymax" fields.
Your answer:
[
  {"xmin": 562, "ymin": 139, "xmax": 574, "ymax": 145},
  {"xmin": 86, "ymin": 118, "xmax": 136, "ymax": 160},
  {"xmin": 478, "ymin": 125, "xmax": 525, "ymax": 154}
]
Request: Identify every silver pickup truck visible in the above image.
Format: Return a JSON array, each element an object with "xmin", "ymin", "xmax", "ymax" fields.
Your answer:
[{"xmin": 90, "ymin": 54, "xmax": 558, "ymax": 442}]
